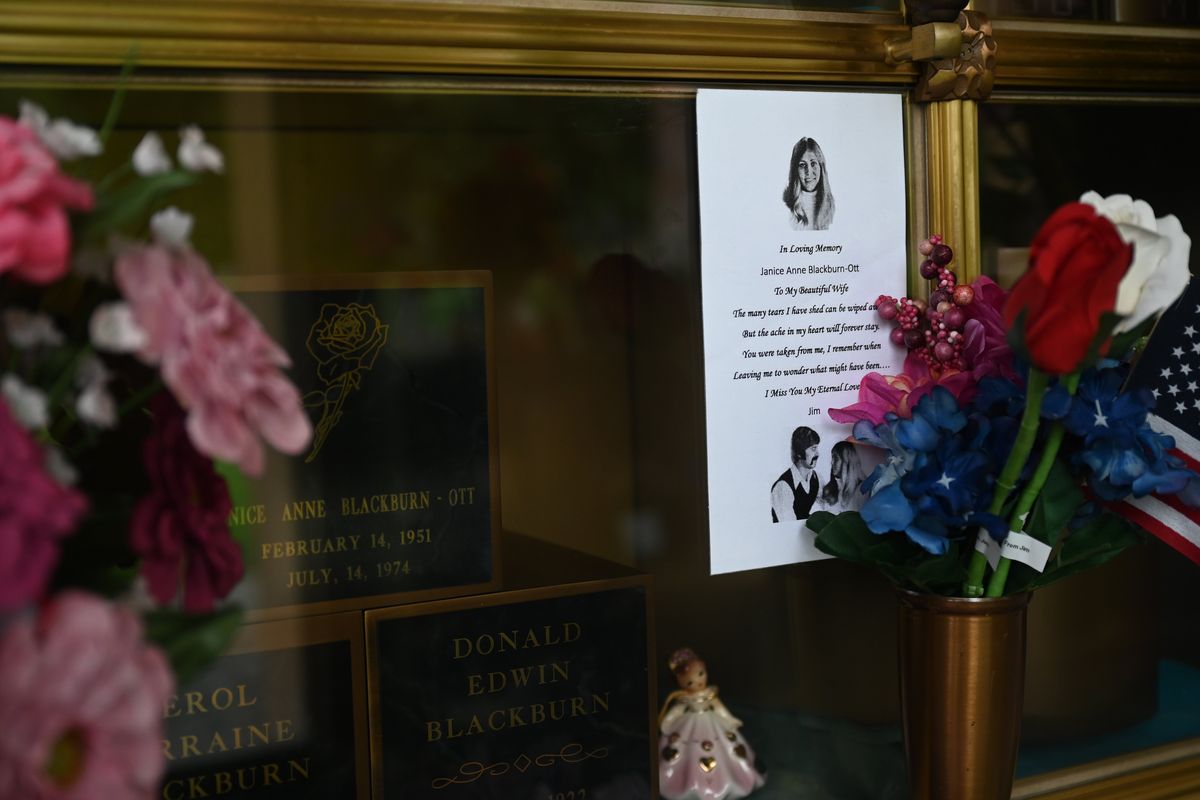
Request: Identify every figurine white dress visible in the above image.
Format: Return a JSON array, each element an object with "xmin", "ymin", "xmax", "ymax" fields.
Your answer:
[{"xmin": 658, "ymin": 649, "xmax": 766, "ymax": 800}]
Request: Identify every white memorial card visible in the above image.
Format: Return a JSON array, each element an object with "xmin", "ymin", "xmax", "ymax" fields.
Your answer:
[{"xmin": 698, "ymin": 89, "xmax": 909, "ymax": 575}]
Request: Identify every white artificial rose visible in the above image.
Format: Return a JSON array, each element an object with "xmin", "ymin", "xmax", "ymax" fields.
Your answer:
[
  {"xmin": 132, "ymin": 131, "xmax": 172, "ymax": 175},
  {"xmin": 150, "ymin": 206, "xmax": 194, "ymax": 248},
  {"xmin": 177, "ymin": 125, "xmax": 224, "ymax": 173},
  {"xmin": 89, "ymin": 302, "xmax": 148, "ymax": 353},
  {"xmin": 18, "ymin": 100, "xmax": 102, "ymax": 160},
  {"xmin": 1080, "ymin": 191, "xmax": 1192, "ymax": 334}
]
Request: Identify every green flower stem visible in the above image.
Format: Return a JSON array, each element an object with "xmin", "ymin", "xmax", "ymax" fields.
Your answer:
[
  {"xmin": 46, "ymin": 345, "xmax": 92, "ymax": 410},
  {"xmin": 118, "ymin": 378, "xmax": 164, "ymax": 417},
  {"xmin": 984, "ymin": 372, "xmax": 1081, "ymax": 597},
  {"xmin": 962, "ymin": 368, "xmax": 1050, "ymax": 596}
]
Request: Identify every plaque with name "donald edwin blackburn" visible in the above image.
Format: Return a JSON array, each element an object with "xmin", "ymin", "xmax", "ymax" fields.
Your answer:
[{"xmin": 367, "ymin": 577, "xmax": 653, "ymax": 800}]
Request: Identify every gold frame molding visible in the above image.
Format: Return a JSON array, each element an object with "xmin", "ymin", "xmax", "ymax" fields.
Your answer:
[
  {"xmin": 0, "ymin": 0, "xmax": 1197, "ymax": 91},
  {"xmin": 1014, "ymin": 741, "xmax": 1200, "ymax": 799}
]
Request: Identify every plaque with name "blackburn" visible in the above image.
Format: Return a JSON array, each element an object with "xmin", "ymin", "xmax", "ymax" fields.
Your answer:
[
  {"xmin": 223, "ymin": 271, "xmax": 500, "ymax": 621},
  {"xmin": 161, "ymin": 613, "xmax": 369, "ymax": 800},
  {"xmin": 366, "ymin": 572, "xmax": 654, "ymax": 800}
]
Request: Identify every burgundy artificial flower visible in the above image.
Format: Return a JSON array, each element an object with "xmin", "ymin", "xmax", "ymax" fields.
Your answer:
[
  {"xmin": 129, "ymin": 395, "xmax": 241, "ymax": 612},
  {"xmin": 0, "ymin": 400, "xmax": 86, "ymax": 610}
]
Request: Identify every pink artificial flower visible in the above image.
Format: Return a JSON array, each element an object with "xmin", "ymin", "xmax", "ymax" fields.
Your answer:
[
  {"xmin": 830, "ymin": 277, "xmax": 1016, "ymax": 426},
  {"xmin": 0, "ymin": 399, "xmax": 87, "ymax": 610},
  {"xmin": 0, "ymin": 592, "xmax": 173, "ymax": 799},
  {"xmin": 961, "ymin": 275, "xmax": 1018, "ymax": 384},
  {"xmin": 113, "ymin": 243, "xmax": 311, "ymax": 475},
  {"xmin": 130, "ymin": 394, "xmax": 241, "ymax": 612},
  {"xmin": 830, "ymin": 352, "xmax": 963, "ymax": 425},
  {"xmin": 0, "ymin": 117, "xmax": 93, "ymax": 284}
]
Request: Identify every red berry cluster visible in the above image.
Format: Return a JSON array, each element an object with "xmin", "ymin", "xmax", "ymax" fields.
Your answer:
[{"xmin": 874, "ymin": 235, "xmax": 975, "ymax": 377}]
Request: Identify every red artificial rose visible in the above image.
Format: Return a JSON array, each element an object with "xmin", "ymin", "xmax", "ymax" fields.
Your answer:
[{"xmin": 1004, "ymin": 202, "xmax": 1133, "ymax": 375}]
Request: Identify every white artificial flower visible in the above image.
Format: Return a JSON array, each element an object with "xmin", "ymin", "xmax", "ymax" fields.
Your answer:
[
  {"xmin": 1080, "ymin": 191, "xmax": 1192, "ymax": 334},
  {"xmin": 74, "ymin": 354, "xmax": 116, "ymax": 429},
  {"xmin": 89, "ymin": 302, "xmax": 148, "ymax": 353},
  {"xmin": 177, "ymin": 125, "xmax": 224, "ymax": 173},
  {"xmin": 76, "ymin": 353, "xmax": 111, "ymax": 389},
  {"xmin": 43, "ymin": 445, "xmax": 79, "ymax": 487},
  {"xmin": 2, "ymin": 309, "xmax": 64, "ymax": 349},
  {"xmin": 76, "ymin": 381, "xmax": 117, "ymax": 429},
  {"xmin": 150, "ymin": 206, "xmax": 194, "ymax": 248},
  {"xmin": 18, "ymin": 100, "xmax": 102, "ymax": 161},
  {"xmin": 132, "ymin": 131, "xmax": 172, "ymax": 176},
  {"xmin": 1, "ymin": 374, "xmax": 49, "ymax": 430}
]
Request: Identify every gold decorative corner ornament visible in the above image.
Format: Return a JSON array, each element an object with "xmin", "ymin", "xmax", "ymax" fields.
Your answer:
[
  {"xmin": 885, "ymin": 22, "xmax": 963, "ymax": 65},
  {"xmin": 915, "ymin": 11, "xmax": 997, "ymax": 102}
]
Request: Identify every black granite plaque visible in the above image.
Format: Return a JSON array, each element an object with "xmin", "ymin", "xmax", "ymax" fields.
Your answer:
[
  {"xmin": 225, "ymin": 272, "xmax": 498, "ymax": 618},
  {"xmin": 368, "ymin": 581, "xmax": 652, "ymax": 800},
  {"xmin": 161, "ymin": 614, "xmax": 368, "ymax": 800}
]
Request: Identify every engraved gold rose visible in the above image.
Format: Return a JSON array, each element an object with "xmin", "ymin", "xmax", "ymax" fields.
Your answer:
[{"xmin": 302, "ymin": 302, "xmax": 389, "ymax": 461}]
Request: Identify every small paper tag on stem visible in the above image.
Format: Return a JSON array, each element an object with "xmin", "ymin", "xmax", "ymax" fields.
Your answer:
[
  {"xmin": 996, "ymin": 531, "xmax": 1052, "ymax": 572},
  {"xmin": 974, "ymin": 529, "xmax": 1051, "ymax": 572},
  {"xmin": 974, "ymin": 532, "xmax": 1002, "ymax": 570}
]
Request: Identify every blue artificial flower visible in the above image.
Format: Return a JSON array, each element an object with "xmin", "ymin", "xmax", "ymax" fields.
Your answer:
[
  {"xmin": 861, "ymin": 483, "xmax": 915, "ymax": 534},
  {"xmin": 973, "ymin": 376, "xmax": 1025, "ymax": 418},
  {"xmin": 1054, "ymin": 362, "xmax": 1200, "ymax": 502},
  {"xmin": 895, "ymin": 387, "xmax": 966, "ymax": 452},
  {"xmin": 1063, "ymin": 368, "xmax": 1149, "ymax": 447},
  {"xmin": 901, "ymin": 514, "xmax": 952, "ymax": 555},
  {"xmin": 856, "ymin": 390, "xmax": 1003, "ymax": 555},
  {"xmin": 1041, "ymin": 383, "xmax": 1073, "ymax": 420}
]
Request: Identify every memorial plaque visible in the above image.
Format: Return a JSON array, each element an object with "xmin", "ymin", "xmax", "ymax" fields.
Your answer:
[
  {"xmin": 224, "ymin": 271, "xmax": 500, "ymax": 620},
  {"xmin": 161, "ymin": 613, "xmax": 369, "ymax": 800},
  {"xmin": 367, "ymin": 576, "xmax": 654, "ymax": 800}
]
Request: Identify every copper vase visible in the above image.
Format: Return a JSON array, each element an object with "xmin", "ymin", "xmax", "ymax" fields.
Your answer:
[{"xmin": 898, "ymin": 590, "xmax": 1031, "ymax": 800}]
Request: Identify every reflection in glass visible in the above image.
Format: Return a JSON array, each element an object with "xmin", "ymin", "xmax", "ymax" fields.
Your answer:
[{"xmin": 981, "ymin": 100, "xmax": 1200, "ymax": 779}]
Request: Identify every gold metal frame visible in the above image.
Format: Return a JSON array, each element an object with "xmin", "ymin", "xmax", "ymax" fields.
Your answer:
[
  {"xmin": 1014, "ymin": 741, "xmax": 1200, "ymax": 799},
  {"xmin": 1, "ymin": 0, "xmax": 1197, "ymax": 90}
]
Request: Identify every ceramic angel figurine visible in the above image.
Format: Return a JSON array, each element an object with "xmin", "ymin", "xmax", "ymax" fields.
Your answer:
[{"xmin": 658, "ymin": 648, "xmax": 766, "ymax": 800}]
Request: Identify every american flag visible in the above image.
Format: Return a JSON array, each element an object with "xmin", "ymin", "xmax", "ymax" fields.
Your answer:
[{"xmin": 1119, "ymin": 279, "xmax": 1200, "ymax": 565}]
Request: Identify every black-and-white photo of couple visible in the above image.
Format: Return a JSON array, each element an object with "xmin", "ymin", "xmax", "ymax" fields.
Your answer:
[
  {"xmin": 771, "ymin": 427, "xmax": 865, "ymax": 522},
  {"xmin": 782, "ymin": 137, "xmax": 835, "ymax": 231}
]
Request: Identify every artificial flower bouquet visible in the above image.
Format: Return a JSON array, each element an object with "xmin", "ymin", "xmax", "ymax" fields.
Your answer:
[
  {"xmin": 808, "ymin": 192, "xmax": 1197, "ymax": 598},
  {"xmin": 0, "ymin": 101, "xmax": 311, "ymax": 796}
]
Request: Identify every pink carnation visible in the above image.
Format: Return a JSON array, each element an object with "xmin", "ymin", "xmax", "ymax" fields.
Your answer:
[
  {"xmin": 0, "ymin": 592, "xmax": 173, "ymax": 799},
  {"xmin": 0, "ymin": 118, "xmax": 93, "ymax": 284},
  {"xmin": 114, "ymin": 243, "xmax": 311, "ymax": 475},
  {"xmin": 130, "ymin": 395, "xmax": 241, "ymax": 612},
  {"xmin": 831, "ymin": 277, "xmax": 1016, "ymax": 425},
  {"xmin": 0, "ymin": 400, "xmax": 87, "ymax": 610}
]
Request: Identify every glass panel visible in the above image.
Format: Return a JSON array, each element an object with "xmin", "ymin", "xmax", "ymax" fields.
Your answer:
[
  {"xmin": 981, "ymin": 99, "xmax": 1200, "ymax": 778},
  {"xmin": 5, "ymin": 76, "xmax": 1197, "ymax": 797}
]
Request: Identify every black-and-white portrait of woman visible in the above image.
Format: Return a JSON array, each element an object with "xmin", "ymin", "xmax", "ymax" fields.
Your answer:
[
  {"xmin": 815, "ymin": 441, "xmax": 867, "ymax": 513},
  {"xmin": 782, "ymin": 137, "xmax": 835, "ymax": 231}
]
